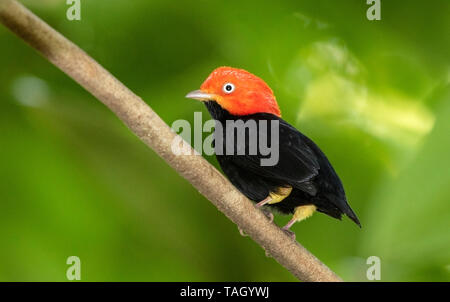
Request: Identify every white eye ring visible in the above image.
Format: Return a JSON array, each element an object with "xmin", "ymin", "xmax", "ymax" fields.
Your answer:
[{"xmin": 222, "ymin": 82, "xmax": 235, "ymax": 94}]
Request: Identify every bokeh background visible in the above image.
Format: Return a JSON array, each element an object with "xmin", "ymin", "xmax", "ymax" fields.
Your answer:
[{"xmin": 0, "ymin": 0, "xmax": 449, "ymax": 281}]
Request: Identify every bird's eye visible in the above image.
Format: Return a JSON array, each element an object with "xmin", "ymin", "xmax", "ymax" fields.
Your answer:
[{"xmin": 222, "ymin": 83, "xmax": 235, "ymax": 94}]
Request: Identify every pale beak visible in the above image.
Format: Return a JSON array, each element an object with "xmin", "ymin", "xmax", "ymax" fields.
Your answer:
[{"xmin": 185, "ymin": 89, "xmax": 215, "ymax": 102}]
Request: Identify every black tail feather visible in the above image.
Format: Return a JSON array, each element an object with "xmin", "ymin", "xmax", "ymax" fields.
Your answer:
[{"xmin": 344, "ymin": 205, "xmax": 361, "ymax": 227}]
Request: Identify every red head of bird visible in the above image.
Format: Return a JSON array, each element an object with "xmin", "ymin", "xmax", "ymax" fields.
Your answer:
[{"xmin": 186, "ymin": 67, "xmax": 281, "ymax": 117}]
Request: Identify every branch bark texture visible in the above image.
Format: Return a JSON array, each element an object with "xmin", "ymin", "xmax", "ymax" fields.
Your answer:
[{"xmin": 0, "ymin": 0, "xmax": 342, "ymax": 282}]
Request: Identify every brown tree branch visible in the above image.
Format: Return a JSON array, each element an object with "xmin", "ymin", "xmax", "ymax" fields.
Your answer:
[{"xmin": 0, "ymin": 0, "xmax": 342, "ymax": 282}]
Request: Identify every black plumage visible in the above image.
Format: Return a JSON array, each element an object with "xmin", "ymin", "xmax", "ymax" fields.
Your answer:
[{"xmin": 205, "ymin": 101, "xmax": 360, "ymax": 227}]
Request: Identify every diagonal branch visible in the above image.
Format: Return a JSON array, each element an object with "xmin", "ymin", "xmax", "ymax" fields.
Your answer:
[{"xmin": 0, "ymin": 0, "xmax": 342, "ymax": 282}]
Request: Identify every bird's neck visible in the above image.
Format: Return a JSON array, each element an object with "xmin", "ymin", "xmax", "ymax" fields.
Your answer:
[
  {"xmin": 204, "ymin": 101, "xmax": 233, "ymax": 121},
  {"xmin": 204, "ymin": 101, "xmax": 281, "ymax": 123}
]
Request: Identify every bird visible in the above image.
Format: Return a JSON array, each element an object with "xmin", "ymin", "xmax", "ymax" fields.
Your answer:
[{"xmin": 186, "ymin": 67, "xmax": 360, "ymax": 238}]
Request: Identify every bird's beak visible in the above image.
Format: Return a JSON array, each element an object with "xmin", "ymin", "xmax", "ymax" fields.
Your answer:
[{"xmin": 185, "ymin": 89, "xmax": 215, "ymax": 102}]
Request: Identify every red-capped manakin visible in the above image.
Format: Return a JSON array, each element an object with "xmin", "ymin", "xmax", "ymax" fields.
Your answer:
[{"xmin": 186, "ymin": 67, "xmax": 360, "ymax": 238}]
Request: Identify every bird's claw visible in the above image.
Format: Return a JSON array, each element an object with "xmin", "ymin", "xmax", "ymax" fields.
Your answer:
[
  {"xmin": 282, "ymin": 227, "xmax": 296, "ymax": 240},
  {"xmin": 261, "ymin": 209, "xmax": 274, "ymax": 223}
]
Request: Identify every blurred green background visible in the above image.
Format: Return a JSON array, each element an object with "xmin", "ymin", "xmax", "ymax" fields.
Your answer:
[{"xmin": 0, "ymin": 0, "xmax": 449, "ymax": 281}]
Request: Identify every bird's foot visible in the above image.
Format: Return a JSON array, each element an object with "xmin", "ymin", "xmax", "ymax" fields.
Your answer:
[
  {"xmin": 281, "ymin": 217, "xmax": 297, "ymax": 240},
  {"xmin": 255, "ymin": 197, "xmax": 274, "ymax": 222},
  {"xmin": 261, "ymin": 209, "xmax": 274, "ymax": 223},
  {"xmin": 281, "ymin": 226, "xmax": 296, "ymax": 241},
  {"xmin": 255, "ymin": 196, "xmax": 271, "ymax": 208}
]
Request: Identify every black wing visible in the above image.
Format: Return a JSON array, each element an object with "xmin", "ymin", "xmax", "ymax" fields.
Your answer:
[{"xmin": 216, "ymin": 113, "xmax": 320, "ymax": 195}]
